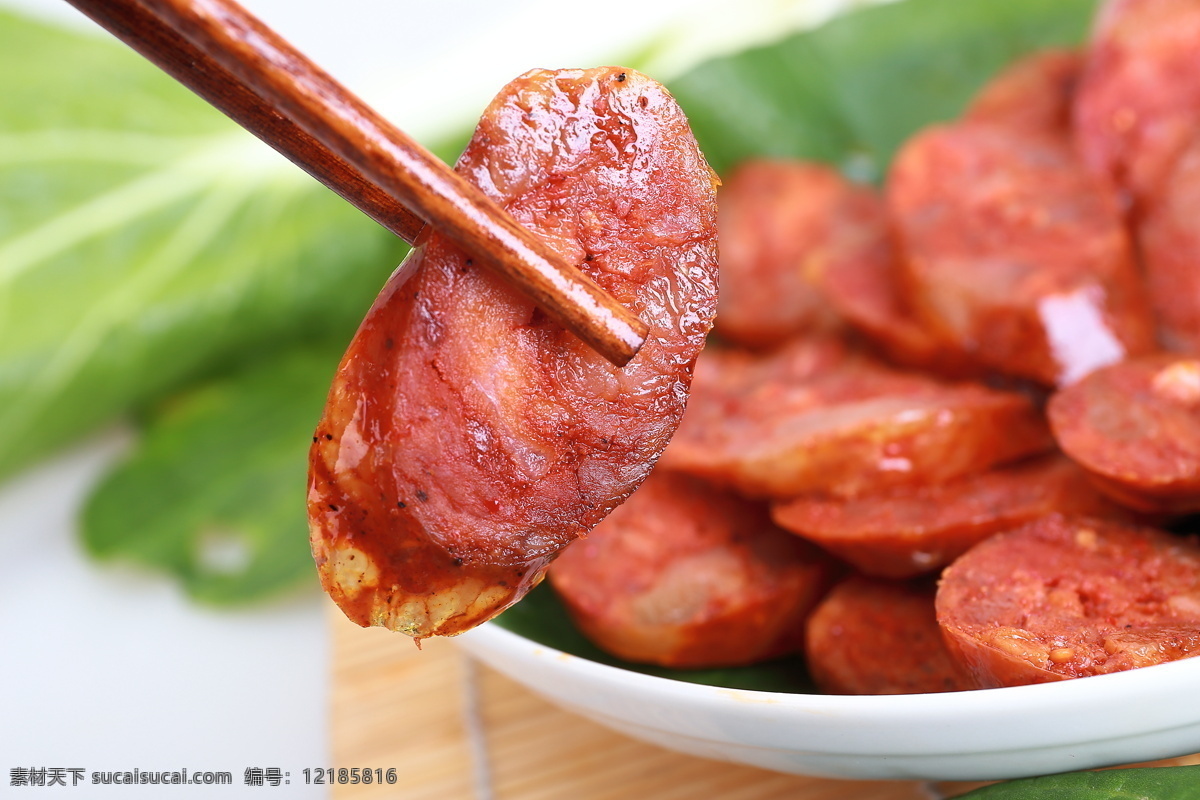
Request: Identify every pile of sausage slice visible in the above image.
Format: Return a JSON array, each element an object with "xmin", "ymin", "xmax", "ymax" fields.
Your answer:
[{"xmin": 549, "ymin": 0, "xmax": 1200, "ymax": 692}]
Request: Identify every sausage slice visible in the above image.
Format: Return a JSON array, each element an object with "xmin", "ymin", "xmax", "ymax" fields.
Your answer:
[
  {"xmin": 714, "ymin": 160, "xmax": 849, "ymax": 347},
  {"xmin": 1074, "ymin": 0, "xmax": 1200, "ymax": 206},
  {"xmin": 1138, "ymin": 136, "xmax": 1200, "ymax": 354},
  {"xmin": 716, "ymin": 160, "xmax": 962, "ymax": 375},
  {"xmin": 772, "ymin": 454, "xmax": 1127, "ymax": 578},
  {"xmin": 308, "ymin": 68, "xmax": 718, "ymax": 639},
  {"xmin": 660, "ymin": 336, "xmax": 1052, "ymax": 499},
  {"xmin": 888, "ymin": 121, "xmax": 1155, "ymax": 387},
  {"xmin": 964, "ymin": 49, "xmax": 1082, "ymax": 135},
  {"xmin": 936, "ymin": 515, "xmax": 1200, "ymax": 687},
  {"xmin": 549, "ymin": 470, "xmax": 833, "ymax": 668},
  {"xmin": 806, "ymin": 576, "xmax": 968, "ymax": 695},
  {"xmin": 1049, "ymin": 354, "xmax": 1200, "ymax": 512}
]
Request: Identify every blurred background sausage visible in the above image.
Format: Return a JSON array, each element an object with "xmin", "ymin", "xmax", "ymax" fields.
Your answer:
[
  {"xmin": 549, "ymin": 469, "xmax": 834, "ymax": 668},
  {"xmin": 772, "ymin": 453, "xmax": 1128, "ymax": 578}
]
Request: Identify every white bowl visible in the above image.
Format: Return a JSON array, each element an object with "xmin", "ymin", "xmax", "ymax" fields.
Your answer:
[{"xmin": 456, "ymin": 620, "xmax": 1200, "ymax": 781}]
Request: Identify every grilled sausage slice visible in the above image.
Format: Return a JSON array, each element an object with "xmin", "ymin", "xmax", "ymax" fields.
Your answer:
[
  {"xmin": 309, "ymin": 68, "xmax": 718, "ymax": 639},
  {"xmin": 888, "ymin": 121, "xmax": 1154, "ymax": 387},
  {"xmin": 806, "ymin": 576, "xmax": 968, "ymax": 694},
  {"xmin": 773, "ymin": 454, "xmax": 1126, "ymax": 578},
  {"xmin": 937, "ymin": 515, "xmax": 1200, "ymax": 687},
  {"xmin": 1049, "ymin": 354, "xmax": 1200, "ymax": 513},
  {"xmin": 549, "ymin": 469, "xmax": 833, "ymax": 668},
  {"xmin": 1074, "ymin": 0, "xmax": 1200, "ymax": 206},
  {"xmin": 661, "ymin": 336, "xmax": 1052, "ymax": 500}
]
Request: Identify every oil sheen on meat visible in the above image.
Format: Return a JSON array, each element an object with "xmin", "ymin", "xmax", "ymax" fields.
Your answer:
[{"xmin": 308, "ymin": 67, "xmax": 719, "ymax": 639}]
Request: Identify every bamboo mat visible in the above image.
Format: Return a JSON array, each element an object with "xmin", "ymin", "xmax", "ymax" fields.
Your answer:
[{"xmin": 329, "ymin": 611, "xmax": 1199, "ymax": 800}]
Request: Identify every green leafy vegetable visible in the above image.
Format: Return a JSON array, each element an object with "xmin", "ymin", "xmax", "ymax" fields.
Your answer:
[
  {"xmin": 0, "ymin": 10, "xmax": 407, "ymax": 482},
  {"xmin": 957, "ymin": 765, "xmax": 1200, "ymax": 799},
  {"xmin": 81, "ymin": 346, "xmax": 341, "ymax": 603}
]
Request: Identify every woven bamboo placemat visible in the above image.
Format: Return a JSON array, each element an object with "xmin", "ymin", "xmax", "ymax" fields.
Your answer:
[{"xmin": 328, "ymin": 611, "xmax": 1199, "ymax": 800}]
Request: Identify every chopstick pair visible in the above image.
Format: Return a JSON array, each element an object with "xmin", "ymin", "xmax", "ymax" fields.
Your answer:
[{"xmin": 64, "ymin": 0, "xmax": 649, "ymax": 367}]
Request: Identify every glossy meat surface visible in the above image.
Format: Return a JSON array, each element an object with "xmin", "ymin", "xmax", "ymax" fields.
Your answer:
[
  {"xmin": 888, "ymin": 122, "xmax": 1155, "ymax": 387},
  {"xmin": 308, "ymin": 68, "xmax": 718, "ymax": 638},
  {"xmin": 1049, "ymin": 354, "xmax": 1200, "ymax": 512},
  {"xmin": 660, "ymin": 336, "xmax": 1053, "ymax": 500},
  {"xmin": 772, "ymin": 454, "xmax": 1125, "ymax": 578},
  {"xmin": 937, "ymin": 515, "xmax": 1200, "ymax": 687},
  {"xmin": 548, "ymin": 469, "xmax": 832, "ymax": 668},
  {"xmin": 806, "ymin": 576, "xmax": 968, "ymax": 695}
]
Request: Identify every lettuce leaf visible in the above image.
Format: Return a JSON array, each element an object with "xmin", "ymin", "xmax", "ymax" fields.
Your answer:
[
  {"xmin": 0, "ymin": 10, "xmax": 407, "ymax": 482},
  {"xmin": 80, "ymin": 346, "xmax": 340, "ymax": 604}
]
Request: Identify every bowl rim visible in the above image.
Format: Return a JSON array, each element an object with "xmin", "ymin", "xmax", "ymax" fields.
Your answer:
[{"xmin": 458, "ymin": 620, "xmax": 1200, "ymax": 757}]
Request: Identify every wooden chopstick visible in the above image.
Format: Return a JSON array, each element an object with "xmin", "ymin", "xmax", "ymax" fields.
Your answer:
[{"xmin": 64, "ymin": 0, "xmax": 649, "ymax": 367}]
